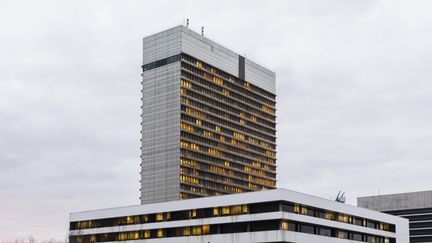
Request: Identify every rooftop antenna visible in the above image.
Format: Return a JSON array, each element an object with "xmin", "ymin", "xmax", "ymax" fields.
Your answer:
[
  {"xmin": 186, "ymin": 18, "xmax": 189, "ymax": 28},
  {"xmin": 335, "ymin": 191, "xmax": 346, "ymax": 203},
  {"xmin": 201, "ymin": 26, "xmax": 204, "ymax": 36}
]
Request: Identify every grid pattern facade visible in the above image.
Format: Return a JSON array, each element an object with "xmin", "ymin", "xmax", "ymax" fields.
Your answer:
[
  {"xmin": 70, "ymin": 201, "xmax": 396, "ymax": 243},
  {"xmin": 179, "ymin": 54, "xmax": 276, "ymax": 199},
  {"xmin": 383, "ymin": 208, "xmax": 432, "ymax": 243},
  {"xmin": 140, "ymin": 26, "xmax": 276, "ymax": 204},
  {"xmin": 71, "ymin": 189, "xmax": 409, "ymax": 243},
  {"xmin": 358, "ymin": 190, "xmax": 432, "ymax": 243}
]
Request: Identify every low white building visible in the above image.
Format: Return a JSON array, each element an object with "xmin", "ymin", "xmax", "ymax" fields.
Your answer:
[{"xmin": 70, "ymin": 189, "xmax": 409, "ymax": 243}]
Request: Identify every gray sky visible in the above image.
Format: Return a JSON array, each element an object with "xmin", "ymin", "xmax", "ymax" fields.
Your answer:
[{"xmin": 1, "ymin": 0, "xmax": 431, "ymax": 240}]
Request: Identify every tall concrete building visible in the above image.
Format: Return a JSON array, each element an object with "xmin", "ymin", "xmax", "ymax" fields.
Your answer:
[
  {"xmin": 140, "ymin": 26, "xmax": 276, "ymax": 204},
  {"xmin": 358, "ymin": 190, "xmax": 432, "ymax": 243}
]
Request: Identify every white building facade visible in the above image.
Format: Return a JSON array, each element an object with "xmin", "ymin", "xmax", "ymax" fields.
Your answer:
[{"xmin": 70, "ymin": 189, "xmax": 409, "ymax": 243}]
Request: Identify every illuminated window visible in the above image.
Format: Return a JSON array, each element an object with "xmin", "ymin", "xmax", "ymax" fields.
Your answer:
[
  {"xmin": 221, "ymin": 206, "xmax": 230, "ymax": 215},
  {"xmin": 196, "ymin": 61, "xmax": 203, "ymax": 68},
  {"xmin": 144, "ymin": 230, "xmax": 150, "ymax": 238},
  {"xmin": 222, "ymin": 88, "xmax": 229, "ymax": 95},
  {"xmin": 294, "ymin": 204, "xmax": 300, "ymax": 214},
  {"xmin": 181, "ymin": 122, "xmax": 194, "ymax": 132},
  {"xmin": 190, "ymin": 143, "xmax": 199, "ymax": 150},
  {"xmin": 224, "ymin": 161, "xmax": 230, "ymax": 167},
  {"xmin": 118, "ymin": 233, "xmax": 127, "ymax": 241},
  {"xmin": 156, "ymin": 213, "xmax": 164, "ymax": 221},
  {"xmin": 262, "ymin": 105, "xmax": 275, "ymax": 114},
  {"xmin": 191, "ymin": 209, "xmax": 197, "ymax": 218},
  {"xmin": 192, "ymin": 226, "xmax": 202, "ymax": 235},
  {"xmin": 234, "ymin": 132, "xmax": 245, "ymax": 140},
  {"xmin": 208, "ymin": 148, "xmax": 221, "ymax": 155},
  {"xmin": 244, "ymin": 82, "xmax": 251, "ymax": 89},
  {"xmin": 157, "ymin": 229, "xmax": 163, "ymax": 238},
  {"xmin": 181, "ymin": 80, "xmax": 192, "ymax": 88},
  {"xmin": 239, "ymin": 119, "xmax": 245, "ymax": 125},
  {"xmin": 142, "ymin": 215, "xmax": 149, "ymax": 222},
  {"xmin": 230, "ymin": 205, "xmax": 242, "ymax": 215},
  {"xmin": 220, "ymin": 135, "xmax": 225, "ymax": 141},
  {"xmin": 180, "ymin": 88, "xmax": 186, "ymax": 94},
  {"xmin": 215, "ymin": 126, "xmax": 221, "ymax": 132},
  {"xmin": 324, "ymin": 212, "xmax": 335, "ymax": 220},
  {"xmin": 180, "ymin": 141, "xmax": 190, "ymax": 148},
  {"xmin": 266, "ymin": 150, "xmax": 276, "ymax": 157},
  {"xmin": 250, "ymin": 115, "xmax": 257, "ymax": 121},
  {"xmin": 213, "ymin": 207, "xmax": 219, "ymax": 216},
  {"xmin": 338, "ymin": 214, "xmax": 349, "ymax": 223},
  {"xmin": 301, "ymin": 207, "xmax": 308, "ymax": 215},
  {"xmin": 242, "ymin": 205, "xmax": 249, "ymax": 213},
  {"xmin": 281, "ymin": 221, "xmax": 289, "ymax": 230},
  {"xmin": 213, "ymin": 76, "xmax": 224, "ymax": 85},
  {"xmin": 182, "ymin": 227, "xmax": 191, "ymax": 236},
  {"xmin": 166, "ymin": 212, "xmax": 171, "ymax": 220},
  {"xmin": 203, "ymin": 131, "xmax": 213, "ymax": 137},
  {"xmin": 182, "ymin": 97, "xmax": 189, "ymax": 104},
  {"xmin": 202, "ymin": 225, "xmax": 210, "ymax": 234}
]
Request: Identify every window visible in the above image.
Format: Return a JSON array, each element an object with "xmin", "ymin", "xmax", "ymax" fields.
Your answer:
[
  {"xmin": 202, "ymin": 225, "xmax": 210, "ymax": 234},
  {"xmin": 156, "ymin": 213, "xmax": 163, "ymax": 221},
  {"xmin": 157, "ymin": 229, "xmax": 163, "ymax": 238},
  {"xmin": 222, "ymin": 206, "xmax": 230, "ymax": 215},
  {"xmin": 281, "ymin": 221, "xmax": 289, "ymax": 230},
  {"xmin": 213, "ymin": 207, "xmax": 219, "ymax": 216},
  {"xmin": 182, "ymin": 227, "xmax": 190, "ymax": 236},
  {"xmin": 192, "ymin": 226, "xmax": 202, "ymax": 235}
]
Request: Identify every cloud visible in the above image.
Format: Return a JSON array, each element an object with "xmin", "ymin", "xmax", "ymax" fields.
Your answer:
[{"xmin": 0, "ymin": 0, "xmax": 431, "ymax": 240}]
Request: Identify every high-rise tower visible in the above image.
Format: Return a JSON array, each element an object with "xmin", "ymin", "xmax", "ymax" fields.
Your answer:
[{"xmin": 140, "ymin": 26, "xmax": 276, "ymax": 204}]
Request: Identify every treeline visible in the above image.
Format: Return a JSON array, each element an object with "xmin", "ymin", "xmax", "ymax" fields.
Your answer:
[{"xmin": 1, "ymin": 236, "xmax": 68, "ymax": 243}]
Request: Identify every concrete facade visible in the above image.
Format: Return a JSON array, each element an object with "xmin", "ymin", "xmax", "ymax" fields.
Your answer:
[
  {"xmin": 141, "ymin": 26, "xmax": 276, "ymax": 204},
  {"xmin": 70, "ymin": 189, "xmax": 409, "ymax": 243},
  {"xmin": 358, "ymin": 190, "xmax": 432, "ymax": 212},
  {"xmin": 358, "ymin": 190, "xmax": 432, "ymax": 243}
]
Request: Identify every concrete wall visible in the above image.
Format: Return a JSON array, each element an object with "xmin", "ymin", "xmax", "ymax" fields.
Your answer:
[
  {"xmin": 358, "ymin": 190, "xmax": 432, "ymax": 211},
  {"xmin": 140, "ymin": 26, "xmax": 276, "ymax": 204},
  {"xmin": 140, "ymin": 61, "xmax": 181, "ymax": 204}
]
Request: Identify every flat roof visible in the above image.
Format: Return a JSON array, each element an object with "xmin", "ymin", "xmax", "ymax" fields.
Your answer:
[
  {"xmin": 70, "ymin": 188, "xmax": 406, "ymax": 224},
  {"xmin": 358, "ymin": 190, "xmax": 432, "ymax": 211}
]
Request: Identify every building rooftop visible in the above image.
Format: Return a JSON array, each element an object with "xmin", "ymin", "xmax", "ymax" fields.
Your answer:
[
  {"xmin": 358, "ymin": 190, "xmax": 432, "ymax": 211},
  {"xmin": 71, "ymin": 188, "xmax": 404, "ymax": 224}
]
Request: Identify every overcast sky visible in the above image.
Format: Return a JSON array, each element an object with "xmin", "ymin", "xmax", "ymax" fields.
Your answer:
[{"xmin": 1, "ymin": 0, "xmax": 432, "ymax": 240}]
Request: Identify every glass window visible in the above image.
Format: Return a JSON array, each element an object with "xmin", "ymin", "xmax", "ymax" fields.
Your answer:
[
  {"xmin": 192, "ymin": 226, "xmax": 202, "ymax": 235},
  {"xmin": 202, "ymin": 225, "xmax": 210, "ymax": 234},
  {"xmin": 156, "ymin": 213, "xmax": 164, "ymax": 221},
  {"xmin": 157, "ymin": 229, "xmax": 163, "ymax": 238},
  {"xmin": 222, "ymin": 206, "xmax": 230, "ymax": 215},
  {"xmin": 182, "ymin": 227, "xmax": 190, "ymax": 236},
  {"xmin": 281, "ymin": 221, "xmax": 289, "ymax": 230},
  {"xmin": 213, "ymin": 207, "xmax": 219, "ymax": 216}
]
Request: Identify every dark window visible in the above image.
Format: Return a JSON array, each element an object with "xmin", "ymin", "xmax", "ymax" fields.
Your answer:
[
  {"xmin": 281, "ymin": 202, "xmax": 294, "ymax": 213},
  {"xmin": 142, "ymin": 54, "xmax": 181, "ymax": 72},
  {"xmin": 249, "ymin": 202, "xmax": 280, "ymax": 214},
  {"xmin": 300, "ymin": 224, "xmax": 315, "ymax": 234},
  {"xmin": 220, "ymin": 222, "xmax": 248, "ymax": 234},
  {"xmin": 317, "ymin": 227, "xmax": 332, "ymax": 237},
  {"xmin": 250, "ymin": 220, "xmax": 280, "ymax": 232}
]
